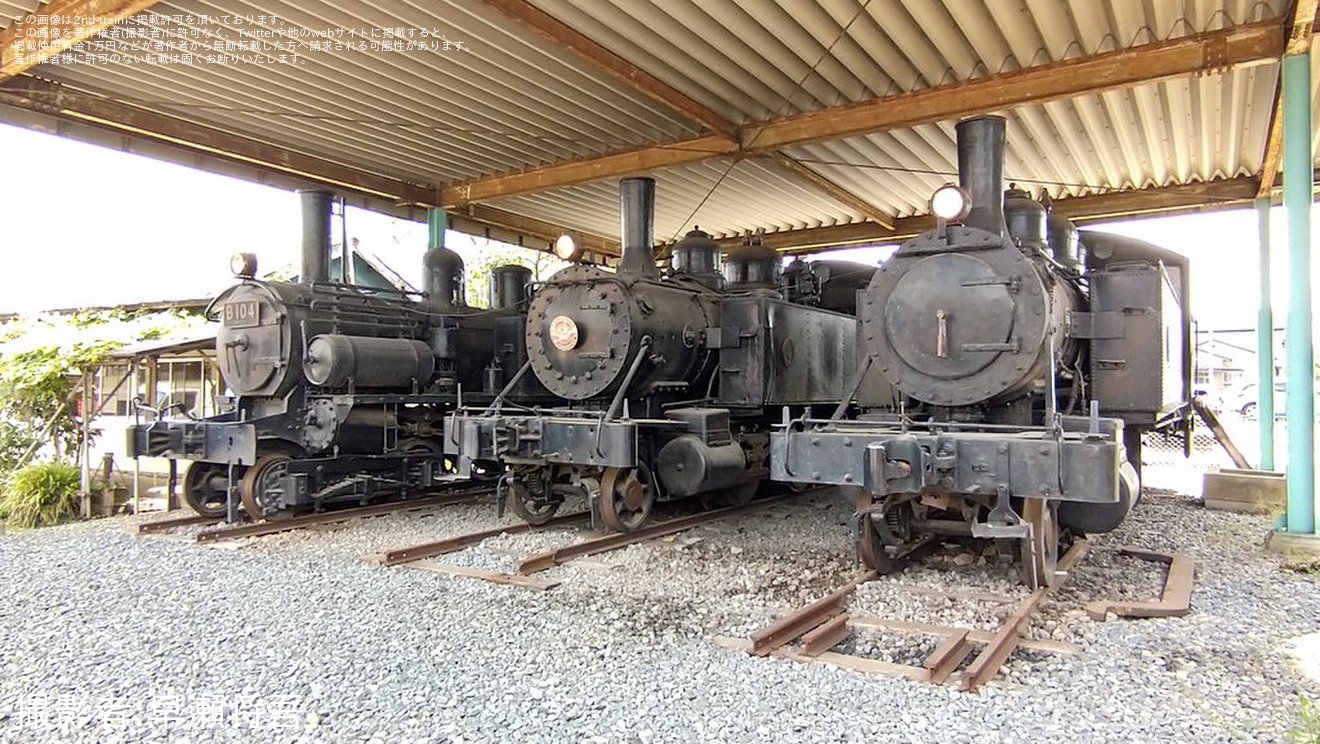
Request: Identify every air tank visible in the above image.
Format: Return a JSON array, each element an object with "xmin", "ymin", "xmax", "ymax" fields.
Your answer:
[{"xmin": 303, "ymin": 335, "xmax": 435, "ymax": 388}]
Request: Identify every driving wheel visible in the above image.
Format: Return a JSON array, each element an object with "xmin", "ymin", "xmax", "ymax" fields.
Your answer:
[{"xmin": 599, "ymin": 465, "xmax": 654, "ymax": 532}]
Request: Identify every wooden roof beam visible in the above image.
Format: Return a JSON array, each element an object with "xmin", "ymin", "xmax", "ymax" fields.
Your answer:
[
  {"xmin": 452, "ymin": 203, "xmax": 620, "ymax": 258},
  {"xmin": 765, "ymin": 152, "xmax": 895, "ymax": 230},
  {"xmin": 714, "ymin": 177, "xmax": 1268, "ymax": 254},
  {"xmin": 440, "ymin": 21, "xmax": 1284, "ymax": 205},
  {"xmin": 1255, "ymin": 0, "xmax": 1318, "ymax": 198},
  {"xmin": 0, "ymin": 0, "xmax": 160, "ymax": 81},
  {"xmin": 478, "ymin": 0, "xmax": 737, "ymax": 140}
]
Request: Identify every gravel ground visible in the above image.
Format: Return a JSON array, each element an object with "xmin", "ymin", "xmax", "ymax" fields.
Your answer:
[{"xmin": 1, "ymin": 475, "xmax": 1318, "ymax": 743}]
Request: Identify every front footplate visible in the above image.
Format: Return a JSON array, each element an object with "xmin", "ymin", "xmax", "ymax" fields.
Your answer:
[
  {"xmin": 128, "ymin": 420, "xmax": 258, "ymax": 466},
  {"xmin": 770, "ymin": 419, "xmax": 1127, "ymax": 505},
  {"xmin": 444, "ymin": 410, "xmax": 640, "ymax": 473}
]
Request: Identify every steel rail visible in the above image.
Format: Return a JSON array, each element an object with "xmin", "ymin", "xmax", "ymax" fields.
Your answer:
[
  {"xmin": 372, "ymin": 512, "xmax": 589, "ymax": 566},
  {"xmin": 194, "ymin": 490, "xmax": 485, "ymax": 544},
  {"xmin": 748, "ymin": 570, "xmax": 878, "ymax": 656},
  {"xmin": 516, "ymin": 490, "xmax": 805, "ymax": 575},
  {"xmin": 136, "ymin": 514, "xmax": 221, "ymax": 534},
  {"xmin": 957, "ymin": 539, "xmax": 1090, "ymax": 692}
]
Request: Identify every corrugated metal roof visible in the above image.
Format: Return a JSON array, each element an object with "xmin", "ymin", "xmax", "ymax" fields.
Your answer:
[
  {"xmin": 45, "ymin": 0, "xmax": 702, "ymax": 184},
  {"xmin": 0, "ymin": 1, "xmax": 42, "ymax": 30},
  {"xmin": 2, "ymin": 0, "xmax": 1306, "ymax": 246}
]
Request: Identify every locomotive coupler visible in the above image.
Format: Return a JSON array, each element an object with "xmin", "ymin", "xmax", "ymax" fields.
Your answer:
[{"xmin": 970, "ymin": 485, "xmax": 1028, "ymax": 539}]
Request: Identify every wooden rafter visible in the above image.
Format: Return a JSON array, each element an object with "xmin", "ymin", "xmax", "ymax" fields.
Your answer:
[
  {"xmin": 1256, "ymin": 0, "xmax": 1319, "ymax": 198},
  {"xmin": 0, "ymin": 0, "xmax": 160, "ymax": 81},
  {"xmin": 765, "ymin": 152, "xmax": 895, "ymax": 230},
  {"xmin": 478, "ymin": 0, "xmax": 737, "ymax": 140},
  {"xmin": 439, "ymin": 21, "xmax": 1284, "ymax": 206},
  {"xmin": 714, "ymin": 177, "xmax": 1267, "ymax": 254},
  {"xmin": 0, "ymin": 77, "xmax": 435, "ymax": 204},
  {"xmin": 454, "ymin": 204, "xmax": 620, "ymax": 257}
]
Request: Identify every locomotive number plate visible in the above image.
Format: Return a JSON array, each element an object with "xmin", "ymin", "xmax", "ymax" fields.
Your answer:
[{"xmin": 222, "ymin": 300, "xmax": 261, "ymax": 328}]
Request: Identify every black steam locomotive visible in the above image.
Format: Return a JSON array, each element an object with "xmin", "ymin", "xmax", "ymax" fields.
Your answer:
[
  {"xmin": 129, "ymin": 191, "xmax": 541, "ymax": 519},
  {"xmin": 771, "ymin": 116, "xmax": 1193, "ymax": 587},
  {"xmin": 445, "ymin": 177, "xmax": 867, "ymax": 531}
]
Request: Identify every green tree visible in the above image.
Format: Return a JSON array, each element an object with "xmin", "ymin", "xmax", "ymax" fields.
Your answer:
[{"xmin": 461, "ymin": 239, "xmax": 565, "ymax": 308}]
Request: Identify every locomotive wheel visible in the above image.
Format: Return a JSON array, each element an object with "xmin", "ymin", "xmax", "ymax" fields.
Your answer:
[
  {"xmin": 856, "ymin": 513, "xmax": 893, "ymax": 573},
  {"xmin": 1020, "ymin": 498, "xmax": 1060, "ymax": 589},
  {"xmin": 599, "ymin": 466, "xmax": 654, "ymax": 532},
  {"xmin": 399, "ymin": 437, "xmax": 443, "ymax": 492},
  {"xmin": 506, "ymin": 479, "xmax": 560, "ymax": 526},
  {"xmin": 182, "ymin": 464, "xmax": 232, "ymax": 519},
  {"xmin": 240, "ymin": 453, "xmax": 295, "ymax": 521},
  {"xmin": 718, "ymin": 479, "xmax": 760, "ymax": 507}
]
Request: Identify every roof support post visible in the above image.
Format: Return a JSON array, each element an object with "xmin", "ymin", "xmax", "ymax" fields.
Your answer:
[
  {"xmin": 1255, "ymin": 196, "xmax": 1275, "ymax": 470},
  {"xmin": 428, "ymin": 207, "xmax": 448, "ymax": 249},
  {"xmin": 1281, "ymin": 51, "xmax": 1316, "ymax": 536}
]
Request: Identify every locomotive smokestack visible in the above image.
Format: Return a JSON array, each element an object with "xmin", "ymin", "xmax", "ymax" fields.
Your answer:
[
  {"xmin": 298, "ymin": 189, "xmax": 334, "ymax": 284},
  {"xmin": 955, "ymin": 116, "xmax": 1008, "ymax": 237},
  {"xmin": 619, "ymin": 177, "xmax": 659, "ymax": 278}
]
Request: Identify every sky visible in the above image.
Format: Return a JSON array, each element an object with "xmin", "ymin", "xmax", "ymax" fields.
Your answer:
[{"xmin": 0, "ymin": 121, "xmax": 1316, "ymax": 333}]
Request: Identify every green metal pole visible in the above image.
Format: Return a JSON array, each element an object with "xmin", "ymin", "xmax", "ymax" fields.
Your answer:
[
  {"xmin": 428, "ymin": 208, "xmax": 448, "ymax": 249},
  {"xmin": 1256, "ymin": 197, "xmax": 1275, "ymax": 470},
  {"xmin": 1281, "ymin": 52, "xmax": 1315, "ymax": 535}
]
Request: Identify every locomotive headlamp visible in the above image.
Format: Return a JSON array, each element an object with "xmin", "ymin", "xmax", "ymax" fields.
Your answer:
[
  {"xmin": 553, "ymin": 233, "xmax": 581, "ymax": 262},
  {"xmin": 930, "ymin": 184, "xmax": 972, "ymax": 222},
  {"xmin": 230, "ymin": 252, "xmax": 258, "ymax": 278},
  {"xmin": 549, "ymin": 315, "xmax": 579, "ymax": 351}
]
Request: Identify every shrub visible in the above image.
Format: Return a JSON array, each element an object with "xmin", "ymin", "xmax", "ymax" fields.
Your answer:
[{"xmin": 1, "ymin": 461, "xmax": 82, "ymax": 528}]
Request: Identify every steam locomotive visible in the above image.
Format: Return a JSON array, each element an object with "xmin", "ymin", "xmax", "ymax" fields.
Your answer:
[
  {"xmin": 770, "ymin": 116, "xmax": 1193, "ymax": 587},
  {"xmin": 444, "ymin": 178, "xmax": 869, "ymax": 531},
  {"xmin": 129, "ymin": 191, "xmax": 542, "ymax": 519}
]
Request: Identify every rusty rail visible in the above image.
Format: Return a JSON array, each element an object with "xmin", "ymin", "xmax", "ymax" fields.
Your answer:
[
  {"xmin": 1085, "ymin": 548, "xmax": 1194, "ymax": 620},
  {"xmin": 516, "ymin": 492, "xmax": 800, "ymax": 575},
  {"xmin": 195, "ymin": 490, "xmax": 484, "ymax": 544},
  {"xmin": 958, "ymin": 539, "xmax": 1089, "ymax": 692},
  {"xmin": 372, "ymin": 512, "xmax": 589, "ymax": 566},
  {"xmin": 136, "ymin": 514, "xmax": 220, "ymax": 534},
  {"xmin": 734, "ymin": 538, "xmax": 1094, "ymax": 692},
  {"xmin": 748, "ymin": 570, "xmax": 878, "ymax": 656}
]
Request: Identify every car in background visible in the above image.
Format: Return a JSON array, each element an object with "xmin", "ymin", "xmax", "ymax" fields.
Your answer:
[{"xmin": 1224, "ymin": 380, "xmax": 1320, "ymax": 419}]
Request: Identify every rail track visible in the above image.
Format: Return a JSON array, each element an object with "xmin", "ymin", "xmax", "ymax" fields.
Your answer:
[
  {"xmin": 371, "ymin": 489, "xmax": 818, "ymax": 589},
  {"xmin": 135, "ymin": 485, "xmax": 492, "ymax": 544},
  {"xmin": 719, "ymin": 539, "xmax": 1194, "ymax": 691}
]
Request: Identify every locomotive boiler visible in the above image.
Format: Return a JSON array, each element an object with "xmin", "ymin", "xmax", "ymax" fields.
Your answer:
[
  {"xmin": 771, "ymin": 115, "xmax": 1192, "ymax": 587},
  {"xmin": 446, "ymin": 177, "xmax": 865, "ymax": 531},
  {"xmin": 129, "ymin": 191, "xmax": 540, "ymax": 520}
]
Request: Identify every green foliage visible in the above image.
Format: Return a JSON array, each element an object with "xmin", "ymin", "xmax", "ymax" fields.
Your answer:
[
  {"xmin": 1293, "ymin": 693, "xmax": 1320, "ymax": 744},
  {"xmin": 0, "ymin": 461, "xmax": 82, "ymax": 528},
  {"xmin": 462, "ymin": 240, "xmax": 566, "ymax": 308},
  {"xmin": 0, "ymin": 340, "xmax": 118, "ymax": 459},
  {"xmin": 0, "ymin": 306, "xmax": 209, "ymax": 477}
]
